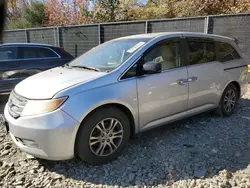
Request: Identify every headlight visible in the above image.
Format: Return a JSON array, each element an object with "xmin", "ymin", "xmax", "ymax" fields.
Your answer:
[{"xmin": 21, "ymin": 97, "xmax": 68, "ymax": 116}]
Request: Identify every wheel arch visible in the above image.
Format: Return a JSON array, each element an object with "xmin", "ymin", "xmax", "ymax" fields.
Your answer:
[
  {"xmin": 75, "ymin": 103, "xmax": 136, "ymax": 140},
  {"xmin": 215, "ymin": 80, "xmax": 241, "ymax": 116},
  {"xmin": 224, "ymin": 81, "xmax": 241, "ymax": 99}
]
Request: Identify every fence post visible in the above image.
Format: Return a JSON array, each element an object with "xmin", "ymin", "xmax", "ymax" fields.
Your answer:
[
  {"xmin": 98, "ymin": 24, "xmax": 101, "ymax": 44},
  {"xmin": 25, "ymin": 29, "xmax": 28, "ymax": 43},
  {"xmin": 204, "ymin": 16, "xmax": 209, "ymax": 34},
  {"xmin": 145, "ymin": 20, "xmax": 148, "ymax": 33},
  {"xmin": 57, "ymin": 27, "xmax": 60, "ymax": 47},
  {"xmin": 54, "ymin": 27, "xmax": 58, "ymax": 47}
]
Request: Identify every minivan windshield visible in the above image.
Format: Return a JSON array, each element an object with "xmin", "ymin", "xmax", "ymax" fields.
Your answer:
[{"xmin": 69, "ymin": 38, "xmax": 149, "ymax": 72}]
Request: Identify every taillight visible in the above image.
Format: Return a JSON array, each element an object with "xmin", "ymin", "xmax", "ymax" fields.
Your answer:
[{"xmin": 247, "ymin": 65, "xmax": 250, "ymax": 73}]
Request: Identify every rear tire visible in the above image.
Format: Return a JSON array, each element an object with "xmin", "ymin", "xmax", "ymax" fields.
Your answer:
[
  {"xmin": 75, "ymin": 107, "xmax": 130, "ymax": 165},
  {"xmin": 214, "ymin": 83, "xmax": 239, "ymax": 117}
]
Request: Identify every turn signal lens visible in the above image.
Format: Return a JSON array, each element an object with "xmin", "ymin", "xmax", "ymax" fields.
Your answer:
[{"xmin": 21, "ymin": 97, "xmax": 68, "ymax": 116}]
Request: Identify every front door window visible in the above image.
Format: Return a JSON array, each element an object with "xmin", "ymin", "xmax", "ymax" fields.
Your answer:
[{"xmin": 144, "ymin": 40, "xmax": 181, "ymax": 71}]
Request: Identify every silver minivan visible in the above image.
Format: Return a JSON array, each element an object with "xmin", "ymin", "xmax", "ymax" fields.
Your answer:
[{"xmin": 3, "ymin": 32, "xmax": 249, "ymax": 165}]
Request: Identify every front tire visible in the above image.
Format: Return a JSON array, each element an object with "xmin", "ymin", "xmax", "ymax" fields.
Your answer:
[
  {"xmin": 215, "ymin": 83, "xmax": 239, "ymax": 117},
  {"xmin": 75, "ymin": 107, "xmax": 130, "ymax": 165}
]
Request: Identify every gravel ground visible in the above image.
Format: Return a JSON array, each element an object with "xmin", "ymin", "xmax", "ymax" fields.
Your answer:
[{"xmin": 1, "ymin": 87, "xmax": 250, "ymax": 188}]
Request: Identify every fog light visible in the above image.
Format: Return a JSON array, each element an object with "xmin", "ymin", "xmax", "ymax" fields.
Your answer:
[
  {"xmin": 15, "ymin": 137, "xmax": 38, "ymax": 148},
  {"xmin": 22, "ymin": 139, "xmax": 38, "ymax": 148}
]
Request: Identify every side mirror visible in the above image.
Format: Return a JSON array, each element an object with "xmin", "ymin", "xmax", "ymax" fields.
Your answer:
[{"xmin": 143, "ymin": 61, "xmax": 162, "ymax": 74}]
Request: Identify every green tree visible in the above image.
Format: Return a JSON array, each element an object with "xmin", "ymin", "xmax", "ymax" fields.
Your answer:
[
  {"xmin": 23, "ymin": 1, "xmax": 47, "ymax": 27},
  {"xmin": 122, "ymin": 0, "xmax": 175, "ymax": 21},
  {"xmin": 116, "ymin": 0, "xmax": 138, "ymax": 21},
  {"xmin": 7, "ymin": 0, "xmax": 47, "ymax": 29},
  {"xmin": 92, "ymin": 0, "xmax": 120, "ymax": 22},
  {"xmin": 174, "ymin": 0, "xmax": 250, "ymax": 17}
]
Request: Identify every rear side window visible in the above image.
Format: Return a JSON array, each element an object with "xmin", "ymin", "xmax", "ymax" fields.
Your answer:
[
  {"xmin": 20, "ymin": 47, "xmax": 36, "ymax": 59},
  {"xmin": 18, "ymin": 47, "xmax": 58, "ymax": 59},
  {"xmin": 216, "ymin": 42, "xmax": 241, "ymax": 62},
  {"xmin": 0, "ymin": 47, "xmax": 17, "ymax": 60},
  {"xmin": 187, "ymin": 38, "xmax": 216, "ymax": 65}
]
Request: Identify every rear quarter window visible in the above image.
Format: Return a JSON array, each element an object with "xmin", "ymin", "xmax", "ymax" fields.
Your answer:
[{"xmin": 216, "ymin": 42, "xmax": 241, "ymax": 62}]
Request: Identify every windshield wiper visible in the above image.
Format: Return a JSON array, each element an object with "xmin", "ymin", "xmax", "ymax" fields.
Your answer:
[{"xmin": 70, "ymin": 65, "xmax": 100, "ymax": 72}]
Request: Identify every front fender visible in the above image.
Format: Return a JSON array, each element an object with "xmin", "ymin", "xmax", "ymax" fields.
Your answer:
[{"xmin": 61, "ymin": 79, "xmax": 139, "ymax": 133}]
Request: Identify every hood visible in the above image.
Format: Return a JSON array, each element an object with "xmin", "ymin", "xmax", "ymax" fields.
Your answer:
[{"xmin": 15, "ymin": 67, "xmax": 106, "ymax": 99}]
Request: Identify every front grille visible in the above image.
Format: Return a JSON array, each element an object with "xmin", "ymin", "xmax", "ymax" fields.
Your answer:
[{"xmin": 8, "ymin": 91, "xmax": 28, "ymax": 119}]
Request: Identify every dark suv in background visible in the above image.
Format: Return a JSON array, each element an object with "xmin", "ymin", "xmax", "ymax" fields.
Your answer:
[{"xmin": 0, "ymin": 43, "xmax": 74, "ymax": 93}]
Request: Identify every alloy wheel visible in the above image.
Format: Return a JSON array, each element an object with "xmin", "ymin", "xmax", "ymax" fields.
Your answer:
[
  {"xmin": 89, "ymin": 118, "xmax": 124, "ymax": 156},
  {"xmin": 223, "ymin": 89, "xmax": 236, "ymax": 112}
]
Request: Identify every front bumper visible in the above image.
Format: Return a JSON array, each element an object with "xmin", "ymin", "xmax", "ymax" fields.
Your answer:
[{"xmin": 4, "ymin": 105, "xmax": 80, "ymax": 160}]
